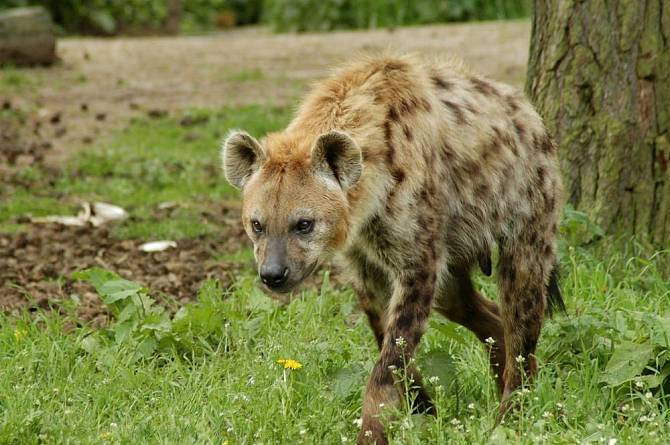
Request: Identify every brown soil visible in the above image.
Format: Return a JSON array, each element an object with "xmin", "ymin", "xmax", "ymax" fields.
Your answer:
[{"xmin": 0, "ymin": 221, "xmax": 249, "ymax": 325}]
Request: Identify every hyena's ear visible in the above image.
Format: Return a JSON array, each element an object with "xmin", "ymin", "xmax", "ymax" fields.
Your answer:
[
  {"xmin": 221, "ymin": 130, "xmax": 265, "ymax": 189},
  {"xmin": 311, "ymin": 130, "xmax": 362, "ymax": 189}
]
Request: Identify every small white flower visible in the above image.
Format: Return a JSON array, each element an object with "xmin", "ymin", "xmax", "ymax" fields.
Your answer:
[
  {"xmin": 645, "ymin": 391, "xmax": 653, "ymax": 399},
  {"xmin": 635, "ymin": 380, "xmax": 644, "ymax": 389},
  {"xmin": 515, "ymin": 355, "xmax": 526, "ymax": 364},
  {"xmin": 607, "ymin": 438, "xmax": 617, "ymax": 445},
  {"xmin": 520, "ymin": 387, "xmax": 530, "ymax": 395},
  {"xmin": 299, "ymin": 429, "xmax": 307, "ymax": 435},
  {"xmin": 467, "ymin": 403, "xmax": 475, "ymax": 410},
  {"xmin": 621, "ymin": 404, "xmax": 630, "ymax": 413},
  {"xmin": 485, "ymin": 337, "xmax": 496, "ymax": 345},
  {"xmin": 341, "ymin": 435, "xmax": 348, "ymax": 443},
  {"xmin": 640, "ymin": 415, "xmax": 649, "ymax": 422},
  {"xmin": 110, "ymin": 422, "xmax": 118, "ymax": 428},
  {"xmin": 429, "ymin": 376, "xmax": 440, "ymax": 384},
  {"xmin": 364, "ymin": 430, "xmax": 372, "ymax": 437},
  {"xmin": 388, "ymin": 365, "xmax": 397, "ymax": 370},
  {"xmin": 378, "ymin": 403, "xmax": 385, "ymax": 408},
  {"xmin": 450, "ymin": 418, "xmax": 461, "ymax": 426},
  {"xmin": 353, "ymin": 418, "xmax": 363, "ymax": 427},
  {"xmin": 556, "ymin": 402, "xmax": 565, "ymax": 410},
  {"xmin": 542, "ymin": 411, "xmax": 552, "ymax": 419},
  {"xmin": 395, "ymin": 336, "xmax": 406, "ymax": 347}
]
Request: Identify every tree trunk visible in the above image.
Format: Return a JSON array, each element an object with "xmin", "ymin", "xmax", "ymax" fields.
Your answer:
[
  {"xmin": 526, "ymin": 1, "xmax": 670, "ymax": 244},
  {"xmin": 0, "ymin": 7, "xmax": 56, "ymax": 66}
]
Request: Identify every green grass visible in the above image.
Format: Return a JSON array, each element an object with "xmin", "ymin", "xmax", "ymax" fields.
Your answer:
[
  {"xmin": 2, "ymin": 103, "xmax": 670, "ymax": 444},
  {"xmin": 1, "ymin": 241, "xmax": 670, "ymax": 444},
  {"xmin": 0, "ymin": 66, "xmax": 42, "ymax": 92},
  {"xmin": 225, "ymin": 68, "xmax": 265, "ymax": 82}
]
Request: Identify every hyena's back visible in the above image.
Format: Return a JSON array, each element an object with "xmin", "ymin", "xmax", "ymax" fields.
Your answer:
[{"xmin": 287, "ymin": 54, "xmax": 562, "ymax": 270}]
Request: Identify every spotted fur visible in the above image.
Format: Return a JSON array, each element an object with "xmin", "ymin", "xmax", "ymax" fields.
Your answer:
[{"xmin": 221, "ymin": 54, "xmax": 564, "ymax": 445}]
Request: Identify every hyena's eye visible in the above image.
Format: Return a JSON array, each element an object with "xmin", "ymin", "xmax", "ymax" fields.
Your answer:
[
  {"xmin": 295, "ymin": 219, "xmax": 314, "ymax": 235},
  {"xmin": 251, "ymin": 219, "xmax": 263, "ymax": 234}
]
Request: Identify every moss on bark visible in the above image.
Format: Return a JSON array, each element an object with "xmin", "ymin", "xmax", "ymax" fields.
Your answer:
[{"xmin": 526, "ymin": 0, "xmax": 669, "ymax": 244}]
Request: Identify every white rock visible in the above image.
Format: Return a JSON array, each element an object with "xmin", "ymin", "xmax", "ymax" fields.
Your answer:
[{"xmin": 139, "ymin": 240, "xmax": 177, "ymax": 252}]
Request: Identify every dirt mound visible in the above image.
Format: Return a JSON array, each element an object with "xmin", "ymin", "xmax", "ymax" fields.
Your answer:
[{"xmin": 0, "ymin": 223, "xmax": 250, "ymax": 325}]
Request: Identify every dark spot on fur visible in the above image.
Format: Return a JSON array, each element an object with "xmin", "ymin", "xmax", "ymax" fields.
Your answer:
[
  {"xmin": 383, "ymin": 120, "xmax": 392, "ymax": 142},
  {"xmin": 392, "ymin": 168, "xmax": 406, "ymax": 183},
  {"xmin": 412, "ymin": 330, "xmax": 423, "ymax": 347},
  {"xmin": 383, "ymin": 61, "xmax": 407, "ymax": 72},
  {"xmin": 464, "ymin": 101, "xmax": 477, "ymax": 115},
  {"xmin": 506, "ymin": 95, "xmax": 520, "ymax": 112},
  {"xmin": 463, "ymin": 160, "xmax": 481, "ymax": 177},
  {"xmin": 396, "ymin": 312, "xmax": 414, "ymax": 331},
  {"xmin": 441, "ymin": 99, "xmax": 467, "ymax": 125},
  {"xmin": 541, "ymin": 134, "xmax": 555, "ymax": 153},
  {"xmin": 475, "ymin": 182, "xmax": 490, "ymax": 199},
  {"xmin": 362, "ymin": 214, "xmax": 394, "ymax": 254},
  {"xmin": 513, "ymin": 119, "xmax": 526, "ymax": 141},
  {"xmin": 403, "ymin": 124, "xmax": 413, "ymax": 141},
  {"xmin": 431, "ymin": 75, "xmax": 452, "ymax": 90},
  {"xmin": 471, "ymin": 77, "xmax": 500, "ymax": 96},
  {"xmin": 387, "ymin": 106, "xmax": 400, "ymax": 123},
  {"xmin": 398, "ymin": 96, "xmax": 419, "ymax": 115},
  {"xmin": 501, "ymin": 261, "xmax": 517, "ymax": 282}
]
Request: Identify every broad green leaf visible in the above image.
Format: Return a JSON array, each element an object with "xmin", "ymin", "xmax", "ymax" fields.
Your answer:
[
  {"xmin": 600, "ymin": 341, "xmax": 654, "ymax": 386},
  {"xmin": 329, "ymin": 365, "xmax": 365, "ymax": 399},
  {"xmin": 420, "ymin": 350, "xmax": 458, "ymax": 392},
  {"xmin": 80, "ymin": 335, "xmax": 100, "ymax": 354},
  {"xmin": 99, "ymin": 279, "xmax": 143, "ymax": 304},
  {"xmin": 134, "ymin": 337, "xmax": 158, "ymax": 361}
]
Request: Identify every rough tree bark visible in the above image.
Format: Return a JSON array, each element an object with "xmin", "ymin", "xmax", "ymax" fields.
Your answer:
[
  {"xmin": 526, "ymin": 1, "xmax": 669, "ymax": 243},
  {"xmin": 0, "ymin": 7, "xmax": 56, "ymax": 66}
]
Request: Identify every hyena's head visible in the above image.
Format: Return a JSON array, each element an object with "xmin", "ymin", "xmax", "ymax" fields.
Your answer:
[{"xmin": 221, "ymin": 129, "xmax": 362, "ymax": 294}]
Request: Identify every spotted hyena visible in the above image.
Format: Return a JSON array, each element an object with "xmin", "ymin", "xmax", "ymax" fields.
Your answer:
[{"xmin": 221, "ymin": 54, "xmax": 564, "ymax": 444}]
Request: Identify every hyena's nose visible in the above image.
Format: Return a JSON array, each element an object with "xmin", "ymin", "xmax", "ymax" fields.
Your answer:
[{"xmin": 260, "ymin": 264, "xmax": 289, "ymax": 288}]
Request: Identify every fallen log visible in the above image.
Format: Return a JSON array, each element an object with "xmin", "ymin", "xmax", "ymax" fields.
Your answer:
[{"xmin": 0, "ymin": 7, "xmax": 56, "ymax": 66}]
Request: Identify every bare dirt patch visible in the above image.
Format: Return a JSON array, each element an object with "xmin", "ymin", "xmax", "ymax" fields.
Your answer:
[{"xmin": 0, "ymin": 211, "xmax": 249, "ymax": 324}]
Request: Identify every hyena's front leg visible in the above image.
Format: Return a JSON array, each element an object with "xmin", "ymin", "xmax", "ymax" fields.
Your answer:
[{"xmin": 357, "ymin": 267, "xmax": 436, "ymax": 445}]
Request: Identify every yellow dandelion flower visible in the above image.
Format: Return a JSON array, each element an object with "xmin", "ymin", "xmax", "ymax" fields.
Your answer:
[
  {"xmin": 276, "ymin": 359, "xmax": 302, "ymax": 370},
  {"xmin": 14, "ymin": 328, "xmax": 26, "ymax": 342}
]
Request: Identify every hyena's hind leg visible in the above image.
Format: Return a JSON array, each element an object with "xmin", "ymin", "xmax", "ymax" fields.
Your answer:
[
  {"xmin": 497, "ymin": 228, "xmax": 562, "ymax": 402},
  {"xmin": 349, "ymin": 253, "xmax": 434, "ymax": 415},
  {"xmin": 433, "ymin": 264, "xmax": 506, "ymax": 392}
]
